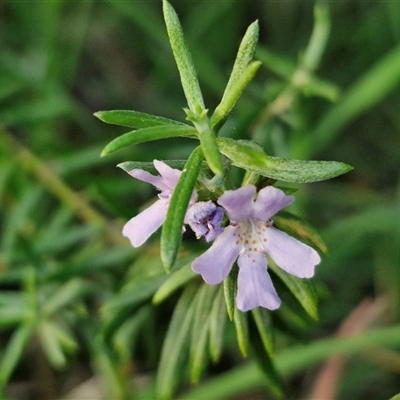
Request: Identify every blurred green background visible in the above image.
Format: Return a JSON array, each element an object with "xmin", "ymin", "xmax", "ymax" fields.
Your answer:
[{"xmin": 1, "ymin": 1, "xmax": 400, "ymax": 399}]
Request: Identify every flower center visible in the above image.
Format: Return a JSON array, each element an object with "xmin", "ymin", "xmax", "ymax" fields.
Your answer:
[{"xmin": 233, "ymin": 219, "xmax": 273, "ymax": 256}]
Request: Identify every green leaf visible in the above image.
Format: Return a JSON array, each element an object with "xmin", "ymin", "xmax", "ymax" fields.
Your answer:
[
  {"xmin": 269, "ymin": 262, "xmax": 319, "ymax": 321},
  {"xmin": 248, "ymin": 319, "xmax": 284, "ymax": 399},
  {"xmin": 156, "ymin": 283, "xmax": 198, "ymax": 400},
  {"xmin": 101, "ymin": 124, "xmax": 197, "ymax": 156},
  {"xmin": 223, "ymin": 20, "xmax": 259, "ymax": 89},
  {"xmin": 0, "ymin": 293, "xmax": 26, "ymax": 328},
  {"xmin": 217, "ymin": 137, "xmax": 269, "ymax": 171},
  {"xmin": 301, "ymin": 2, "xmax": 331, "ymax": 72},
  {"xmin": 161, "ymin": 146, "xmax": 203, "ymax": 270},
  {"xmin": 273, "ymin": 211, "xmax": 328, "ymax": 254},
  {"xmin": 217, "ymin": 137, "xmax": 353, "ymax": 183},
  {"xmin": 178, "ymin": 324, "xmax": 400, "ymax": 400},
  {"xmin": 102, "ymin": 274, "xmax": 167, "ymax": 317},
  {"xmin": 38, "ymin": 320, "xmax": 69, "ymax": 368},
  {"xmin": 209, "ymin": 285, "xmax": 227, "ymax": 362},
  {"xmin": 258, "ymin": 47, "xmax": 339, "ymax": 102},
  {"xmin": 211, "ymin": 20, "xmax": 260, "ymax": 130},
  {"xmin": 0, "ymin": 322, "xmax": 35, "ymax": 388},
  {"xmin": 223, "ymin": 265, "xmax": 237, "ymax": 321},
  {"xmin": 94, "ymin": 110, "xmax": 186, "ymax": 129},
  {"xmin": 113, "ymin": 305, "xmax": 152, "ymax": 361},
  {"xmin": 265, "ymin": 156, "xmax": 353, "ymax": 183},
  {"xmin": 298, "ymin": 42, "xmax": 400, "ymax": 157},
  {"xmin": 256, "ymin": 47, "xmax": 296, "ymax": 80},
  {"xmin": 211, "ymin": 61, "xmax": 261, "ymax": 130},
  {"xmin": 153, "ymin": 261, "xmax": 197, "ymax": 304},
  {"xmin": 251, "ymin": 308, "xmax": 274, "ymax": 357},
  {"xmin": 163, "ymin": 0, "xmax": 205, "ymax": 114},
  {"xmin": 301, "ymin": 75, "xmax": 340, "ymax": 102},
  {"xmin": 234, "ymin": 308, "xmax": 249, "ymax": 358},
  {"xmin": 42, "ymin": 279, "xmax": 89, "ymax": 316},
  {"xmin": 190, "ymin": 284, "xmax": 218, "ymax": 383}
]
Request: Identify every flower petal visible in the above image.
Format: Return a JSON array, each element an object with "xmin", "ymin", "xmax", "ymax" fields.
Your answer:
[
  {"xmin": 192, "ymin": 225, "xmax": 241, "ymax": 284},
  {"xmin": 253, "ymin": 186, "xmax": 294, "ymax": 221},
  {"xmin": 237, "ymin": 252, "xmax": 281, "ymax": 311},
  {"xmin": 128, "ymin": 169, "xmax": 168, "ymax": 192},
  {"xmin": 218, "ymin": 185, "xmax": 256, "ymax": 222},
  {"xmin": 154, "ymin": 160, "xmax": 181, "ymax": 189},
  {"xmin": 122, "ymin": 199, "xmax": 168, "ymax": 247},
  {"xmin": 266, "ymin": 227, "xmax": 320, "ymax": 278}
]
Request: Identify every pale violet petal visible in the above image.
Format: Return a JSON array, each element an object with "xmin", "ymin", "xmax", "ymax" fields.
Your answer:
[
  {"xmin": 192, "ymin": 225, "xmax": 241, "ymax": 284},
  {"xmin": 153, "ymin": 160, "xmax": 181, "ymax": 189},
  {"xmin": 154, "ymin": 160, "xmax": 197, "ymax": 203},
  {"xmin": 266, "ymin": 227, "xmax": 321, "ymax": 278},
  {"xmin": 237, "ymin": 252, "xmax": 281, "ymax": 312},
  {"xmin": 253, "ymin": 186, "xmax": 294, "ymax": 221},
  {"xmin": 128, "ymin": 169, "xmax": 168, "ymax": 192},
  {"xmin": 122, "ymin": 199, "xmax": 168, "ymax": 247},
  {"xmin": 218, "ymin": 185, "xmax": 256, "ymax": 222}
]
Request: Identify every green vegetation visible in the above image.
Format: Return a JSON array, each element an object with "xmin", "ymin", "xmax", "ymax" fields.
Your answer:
[{"xmin": 1, "ymin": 1, "xmax": 400, "ymax": 399}]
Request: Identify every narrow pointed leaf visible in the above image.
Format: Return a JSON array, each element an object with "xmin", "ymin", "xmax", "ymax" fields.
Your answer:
[
  {"xmin": 114, "ymin": 305, "xmax": 151, "ymax": 360},
  {"xmin": 101, "ymin": 125, "xmax": 197, "ymax": 156},
  {"xmin": 153, "ymin": 261, "xmax": 197, "ymax": 304},
  {"xmin": 190, "ymin": 284, "xmax": 218, "ymax": 383},
  {"xmin": 234, "ymin": 309, "xmax": 249, "ymax": 357},
  {"xmin": 224, "ymin": 20, "xmax": 259, "ymax": 90},
  {"xmin": 209, "ymin": 285, "xmax": 227, "ymax": 362},
  {"xmin": 0, "ymin": 294, "xmax": 26, "ymax": 328},
  {"xmin": 273, "ymin": 211, "xmax": 328, "ymax": 254},
  {"xmin": 211, "ymin": 61, "xmax": 261, "ymax": 130},
  {"xmin": 0, "ymin": 322, "xmax": 35, "ymax": 388},
  {"xmin": 251, "ymin": 308, "xmax": 274, "ymax": 357},
  {"xmin": 223, "ymin": 265, "xmax": 237, "ymax": 321},
  {"xmin": 156, "ymin": 283, "xmax": 197, "ymax": 400},
  {"xmin": 301, "ymin": 2, "xmax": 331, "ymax": 72},
  {"xmin": 299, "ymin": 42, "xmax": 400, "ymax": 157},
  {"xmin": 43, "ymin": 279, "xmax": 89, "ymax": 316},
  {"xmin": 38, "ymin": 320, "xmax": 69, "ymax": 368},
  {"xmin": 178, "ymin": 325, "xmax": 400, "ymax": 400},
  {"xmin": 256, "ymin": 47, "xmax": 296, "ymax": 80},
  {"xmin": 163, "ymin": 0, "xmax": 205, "ymax": 114},
  {"xmin": 102, "ymin": 274, "xmax": 167, "ymax": 317},
  {"xmin": 249, "ymin": 321, "xmax": 284, "ymax": 398},
  {"xmin": 211, "ymin": 20, "xmax": 260, "ymax": 129},
  {"xmin": 218, "ymin": 138, "xmax": 270, "ymax": 170},
  {"xmin": 265, "ymin": 155, "xmax": 353, "ymax": 183},
  {"xmin": 94, "ymin": 110, "xmax": 186, "ymax": 129},
  {"xmin": 269, "ymin": 262, "xmax": 319, "ymax": 321},
  {"xmin": 217, "ymin": 137, "xmax": 353, "ymax": 183},
  {"xmin": 161, "ymin": 146, "xmax": 203, "ymax": 270}
]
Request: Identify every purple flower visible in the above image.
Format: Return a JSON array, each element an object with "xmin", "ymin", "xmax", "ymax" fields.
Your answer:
[
  {"xmin": 185, "ymin": 201, "xmax": 225, "ymax": 242},
  {"xmin": 122, "ymin": 160, "xmax": 197, "ymax": 247},
  {"xmin": 192, "ymin": 185, "xmax": 321, "ymax": 312}
]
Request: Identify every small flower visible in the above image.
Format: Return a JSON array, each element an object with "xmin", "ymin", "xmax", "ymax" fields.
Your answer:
[
  {"xmin": 185, "ymin": 201, "xmax": 225, "ymax": 242},
  {"xmin": 192, "ymin": 185, "xmax": 321, "ymax": 312},
  {"xmin": 122, "ymin": 160, "xmax": 197, "ymax": 247}
]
